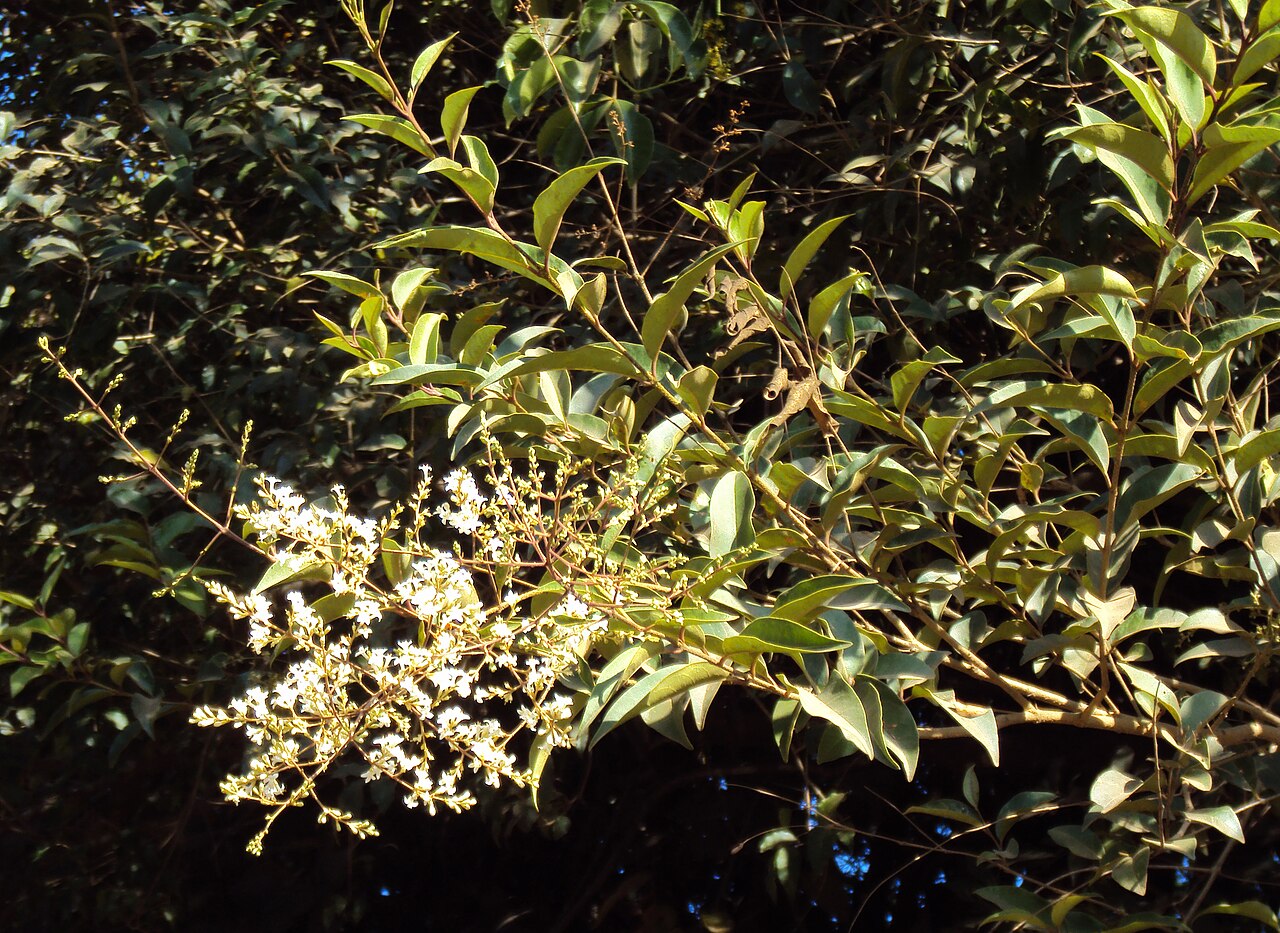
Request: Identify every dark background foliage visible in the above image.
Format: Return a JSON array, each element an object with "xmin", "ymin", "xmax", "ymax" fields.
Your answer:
[{"xmin": 3, "ymin": 0, "xmax": 1279, "ymax": 930}]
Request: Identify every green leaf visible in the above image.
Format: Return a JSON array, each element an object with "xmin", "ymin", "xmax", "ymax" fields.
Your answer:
[
  {"xmin": 503, "ymin": 56, "xmax": 559, "ymax": 124},
  {"xmin": 642, "ymin": 242, "xmax": 740, "ymax": 359},
  {"xmin": 674, "ymin": 365, "xmax": 717, "ymax": 419},
  {"xmin": 979, "ymin": 380, "xmax": 1115, "ymax": 422},
  {"xmin": 410, "ymin": 34, "xmax": 456, "ymax": 96},
  {"xmin": 1175, "ymin": 637, "xmax": 1254, "ymax": 665},
  {"xmin": 633, "ymin": 1, "xmax": 698, "ymax": 72},
  {"xmin": 1096, "ymin": 54, "xmax": 1171, "ymax": 142},
  {"xmin": 1188, "ymin": 122, "xmax": 1280, "ymax": 205},
  {"xmin": 1073, "ymin": 105, "xmax": 1170, "ymax": 224},
  {"xmin": 529, "ymin": 730, "xmax": 553, "ymax": 809},
  {"xmin": 1090, "ymin": 767, "xmax": 1141, "ymax": 813},
  {"xmin": 1186, "ymin": 805, "xmax": 1245, "ymax": 842},
  {"xmin": 1201, "ymin": 902, "xmax": 1280, "ymax": 930},
  {"xmin": 478, "ymin": 343, "xmax": 656, "ymax": 390},
  {"xmin": 1110, "ymin": 6, "xmax": 1216, "ymax": 86},
  {"xmin": 424, "ymin": 154, "xmax": 495, "ymax": 214},
  {"xmin": 1109, "ymin": 6, "xmax": 1215, "ymax": 129},
  {"xmin": 66, "ymin": 622, "xmax": 90, "ymax": 657},
  {"xmin": 860, "ymin": 676, "xmax": 919, "ymax": 779},
  {"xmin": 976, "ymin": 887, "xmax": 1052, "ymax": 928},
  {"xmin": 1234, "ymin": 427, "xmax": 1280, "ymax": 472},
  {"xmin": 906, "ymin": 799, "xmax": 984, "ymax": 828},
  {"xmin": 919, "ymin": 687, "xmax": 1000, "ymax": 766},
  {"xmin": 721, "ymin": 617, "xmax": 852, "ymax": 658},
  {"xmin": 1008, "ymin": 263, "xmax": 1139, "ymax": 313},
  {"xmin": 346, "ymin": 113, "xmax": 432, "ymax": 156},
  {"xmin": 727, "ymin": 200, "xmax": 766, "ymax": 265},
  {"xmin": 589, "ymin": 666, "xmax": 675, "ymax": 748},
  {"xmin": 10, "ymin": 664, "xmax": 44, "ymax": 698},
  {"xmin": 781, "ymin": 60, "xmax": 821, "ymax": 113},
  {"xmin": 575, "ymin": 643, "xmax": 656, "ymax": 742},
  {"xmin": 391, "ymin": 267, "xmax": 435, "ymax": 316},
  {"xmin": 1264, "ymin": 0, "xmax": 1280, "ymax": 33},
  {"xmin": 460, "ymin": 135, "xmax": 498, "ymax": 191},
  {"xmin": 709, "ymin": 469, "xmax": 755, "ymax": 558},
  {"xmin": 575, "ymin": 271, "xmax": 609, "ymax": 317},
  {"xmin": 532, "ymin": 157, "xmax": 625, "ymax": 255},
  {"xmin": 131, "ymin": 693, "xmax": 164, "ymax": 739},
  {"xmin": 0, "ymin": 590, "xmax": 38, "ymax": 612},
  {"xmin": 1134, "ymin": 358, "xmax": 1194, "ymax": 416},
  {"xmin": 305, "ymin": 271, "xmax": 382, "ymax": 300},
  {"xmin": 644, "ymin": 662, "xmax": 730, "ymax": 708},
  {"xmin": 796, "ymin": 675, "xmax": 874, "ymax": 759},
  {"xmin": 1200, "ymin": 310, "xmax": 1280, "ymax": 352},
  {"xmin": 1180, "ymin": 689, "xmax": 1228, "ymax": 735},
  {"xmin": 578, "ymin": 1, "xmax": 623, "ymax": 56},
  {"xmin": 378, "ymin": 226, "xmax": 581, "ymax": 300},
  {"xmin": 1235, "ymin": 28, "xmax": 1280, "ymax": 84},
  {"xmin": 807, "ymin": 271, "xmax": 871, "ymax": 336},
  {"xmin": 617, "ymin": 19, "xmax": 661, "ymax": 84},
  {"xmin": 772, "ymin": 698, "xmax": 801, "ymax": 761},
  {"xmin": 995, "ymin": 790, "xmax": 1057, "ymax": 842},
  {"xmin": 1204, "ymin": 219, "xmax": 1280, "ymax": 241},
  {"xmin": 724, "ymin": 173, "xmax": 756, "ymax": 214},
  {"xmin": 780, "ymin": 215, "xmax": 850, "ymax": 301},
  {"xmin": 253, "ymin": 555, "xmax": 329, "ymax": 594},
  {"xmin": 772, "ymin": 574, "xmax": 909, "ymax": 623},
  {"xmin": 1111, "ymin": 847, "xmax": 1150, "ymax": 896},
  {"xmin": 371, "ymin": 363, "xmax": 484, "ymax": 388},
  {"xmin": 1113, "ymin": 462, "xmax": 1202, "ymax": 528},
  {"xmin": 1049, "ymin": 825, "xmax": 1104, "ymax": 859},
  {"xmin": 326, "ymin": 60, "xmax": 396, "ymax": 103},
  {"xmin": 440, "ymin": 86, "xmax": 482, "ymax": 158},
  {"xmin": 890, "ymin": 346, "xmax": 961, "ymax": 412},
  {"xmin": 1058, "ymin": 122, "xmax": 1174, "ymax": 192}
]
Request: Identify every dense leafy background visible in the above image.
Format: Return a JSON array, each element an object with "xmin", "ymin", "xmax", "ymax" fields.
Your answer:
[{"xmin": 5, "ymin": 0, "xmax": 1280, "ymax": 930}]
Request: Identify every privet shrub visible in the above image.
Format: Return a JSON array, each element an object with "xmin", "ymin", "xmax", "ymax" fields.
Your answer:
[{"xmin": 23, "ymin": 0, "xmax": 1280, "ymax": 927}]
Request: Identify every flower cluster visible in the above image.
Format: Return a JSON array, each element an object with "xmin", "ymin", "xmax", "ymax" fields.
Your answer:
[{"xmin": 192, "ymin": 463, "xmax": 627, "ymax": 853}]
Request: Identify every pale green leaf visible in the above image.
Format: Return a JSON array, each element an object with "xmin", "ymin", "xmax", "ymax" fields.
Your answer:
[
  {"xmin": 305, "ymin": 271, "xmax": 381, "ymax": 300},
  {"xmin": 421, "ymin": 156, "xmax": 496, "ymax": 214},
  {"xmin": 1111, "ymin": 6, "xmax": 1216, "ymax": 85},
  {"xmin": 773, "ymin": 575, "xmax": 910, "ymax": 624},
  {"xmin": 780, "ymin": 215, "xmax": 850, "ymax": 301},
  {"xmin": 796, "ymin": 676, "xmax": 874, "ymax": 759},
  {"xmin": 860, "ymin": 676, "xmax": 919, "ymax": 779},
  {"xmin": 1201, "ymin": 901, "xmax": 1280, "ymax": 930},
  {"xmin": 643, "ymin": 661, "xmax": 730, "ymax": 708},
  {"xmin": 676, "ymin": 365, "xmax": 718, "ymax": 418},
  {"xmin": 642, "ymin": 242, "xmax": 740, "ymax": 359},
  {"xmin": 720, "ymin": 617, "xmax": 851, "ymax": 657},
  {"xmin": 709, "ymin": 469, "xmax": 755, "ymax": 558},
  {"xmin": 1009, "ymin": 263, "xmax": 1139, "ymax": 313},
  {"xmin": 1189, "ymin": 122, "xmax": 1280, "ymax": 205},
  {"xmin": 1090, "ymin": 767, "xmax": 1141, "ymax": 813},
  {"xmin": 253, "ymin": 555, "xmax": 329, "ymax": 594},
  {"xmin": 532, "ymin": 157, "xmax": 625, "ymax": 254},
  {"xmin": 807, "ymin": 271, "xmax": 871, "ymax": 337},
  {"xmin": 1235, "ymin": 28, "xmax": 1280, "ymax": 84},
  {"xmin": 410, "ymin": 34, "xmax": 456, "ymax": 96},
  {"xmin": 1058, "ymin": 122, "xmax": 1174, "ymax": 192},
  {"xmin": 326, "ymin": 60, "xmax": 396, "ymax": 102},
  {"xmin": 1074, "ymin": 105, "xmax": 1170, "ymax": 224},
  {"xmin": 1186, "ymin": 805, "xmax": 1245, "ymax": 842},
  {"xmin": 440, "ymin": 86, "xmax": 482, "ymax": 158},
  {"xmin": 371, "ymin": 363, "xmax": 484, "ymax": 387},
  {"xmin": 345, "ymin": 113, "xmax": 432, "ymax": 156}
]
